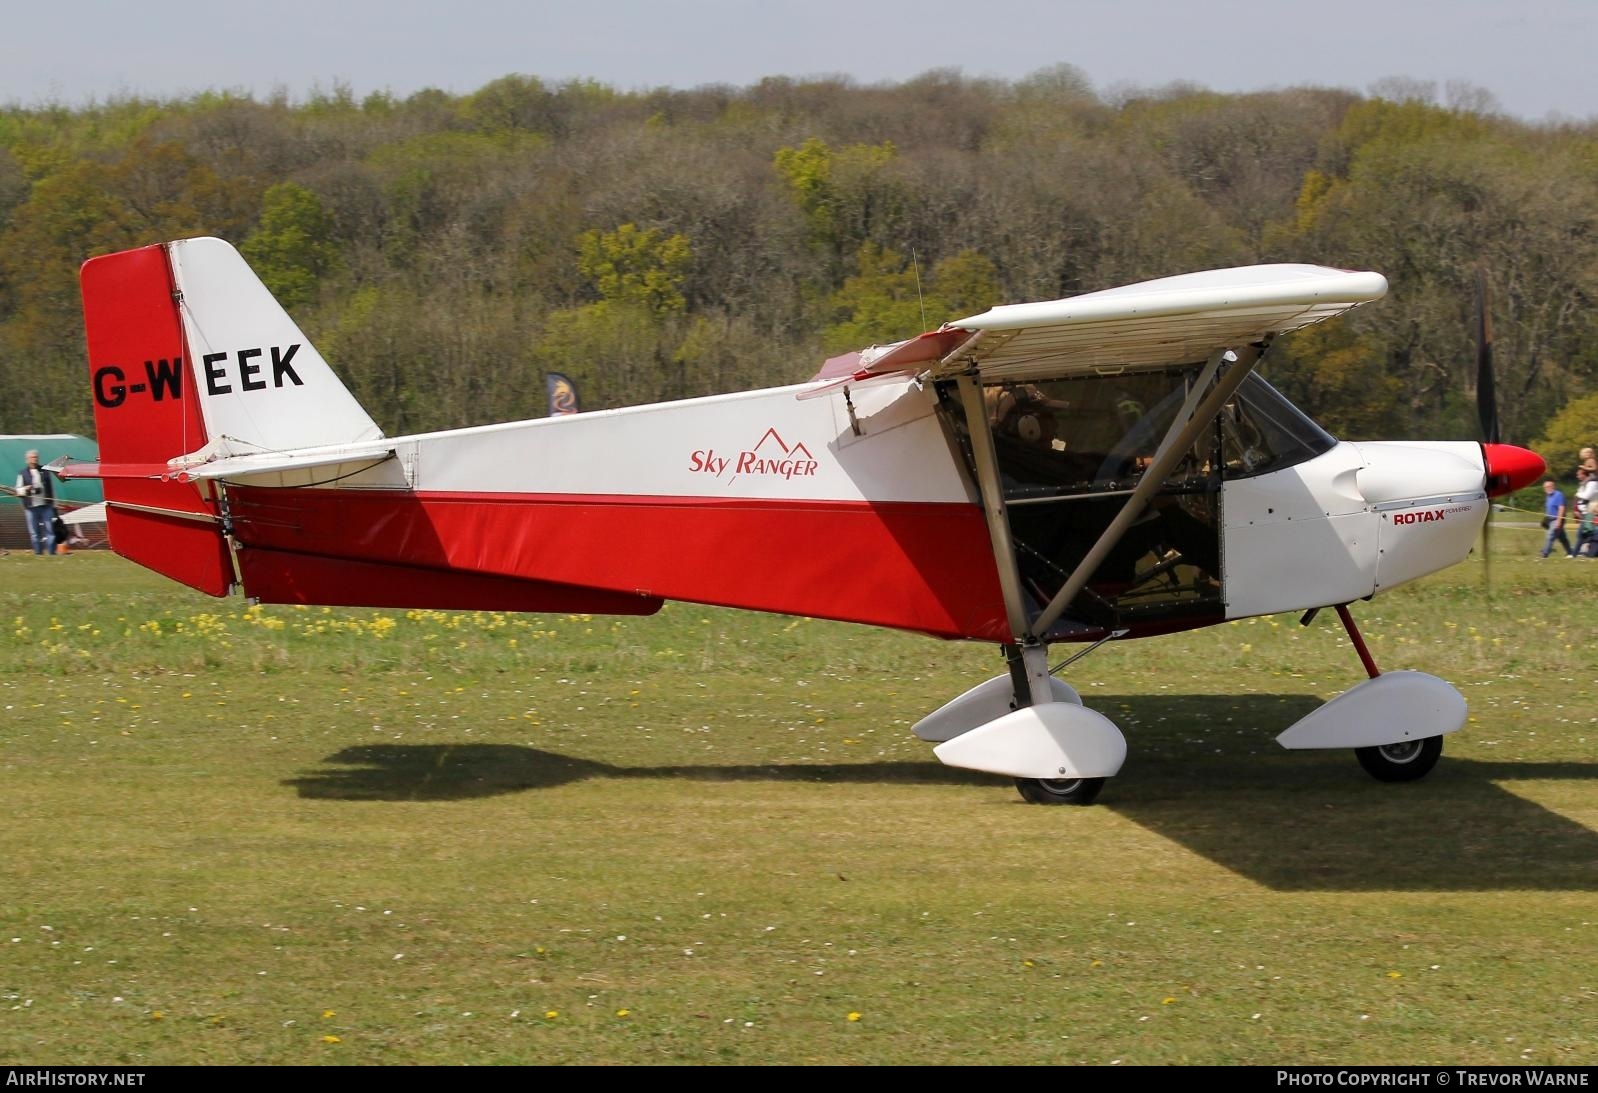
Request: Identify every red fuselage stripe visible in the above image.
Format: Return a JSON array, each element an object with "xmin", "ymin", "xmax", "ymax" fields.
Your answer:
[{"xmin": 227, "ymin": 488, "xmax": 1014, "ymax": 641}]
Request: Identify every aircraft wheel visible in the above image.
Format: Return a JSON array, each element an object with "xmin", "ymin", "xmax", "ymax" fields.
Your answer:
[
  {"xmin": 1354, "ymin": 735, "xmax": 1443, "ymax": 783},
  {"xmin": 1014, "ymin": 776, "xmax": 1106, "ymax": 805}
]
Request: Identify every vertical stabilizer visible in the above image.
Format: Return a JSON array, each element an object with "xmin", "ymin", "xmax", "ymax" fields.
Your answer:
[
  {"xmin": 167, "ymin": 237, "xmax": 383, "ymax": 458},
  {"xmin": 79, "ymin": 238, "xmax": 386, "ymax": 596}
]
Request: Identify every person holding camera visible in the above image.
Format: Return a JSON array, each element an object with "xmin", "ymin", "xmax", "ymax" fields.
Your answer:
[{"xmin": 14, "ymin": 449, "xmax": 58, "ymax": 556}]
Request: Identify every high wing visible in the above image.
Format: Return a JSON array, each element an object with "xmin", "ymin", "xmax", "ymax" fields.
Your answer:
[
  {"xmin": 934, "ymin": 264, "xmax": 1388, "ymax": 380},
  {"xmin": 812, "ymin": 264, "xmax": 1387, "ymax": 389}
]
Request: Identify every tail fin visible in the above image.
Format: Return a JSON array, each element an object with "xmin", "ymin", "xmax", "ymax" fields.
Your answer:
[
  {"xmin": 78, "ymin": 237, "xmax": 380, "ymax": 595},
  {"xmin": 166, "ymin": 237, "xmax": 381, "ymax": 456}
]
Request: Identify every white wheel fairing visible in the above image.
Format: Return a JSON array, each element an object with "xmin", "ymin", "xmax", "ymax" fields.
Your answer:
[
  {"xmin": 912, "ymin": 673, "xmax": 1081, "ymax": 743},
  {"xmin": 1276, "ymin": 670, "xmax": 1466, "ymax": 751},
  {"xmin": 933, "ymin": 701, "xmax": 1126, "ymax": 780}
]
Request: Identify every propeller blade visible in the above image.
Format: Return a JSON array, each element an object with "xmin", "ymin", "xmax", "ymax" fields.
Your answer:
[
  {"xmin": 1475, "ymin": 268, "xmax": 1498, "ymax": 590},
  {"xmin": 1475, "ymin": 268, "xmax": 1500, "ymax": 446},
  {"xmin": 1482, "ymin": 501, "xmax": 1493, "ymax": 589}
]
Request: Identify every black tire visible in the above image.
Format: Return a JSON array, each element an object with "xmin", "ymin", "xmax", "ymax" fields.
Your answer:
[
  {"xmin": 1014, "ymin": 776, "xmax": 1106, "ymax": 805},
  {"xmin": 1355, "ymin": 735, "xmax": 1443, "ymax": 783}
]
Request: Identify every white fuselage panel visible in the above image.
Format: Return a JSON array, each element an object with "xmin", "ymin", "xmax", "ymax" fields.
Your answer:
[
  {"xmin": 264, "ymin": 378, "xmax": 975, "ymax": 505},
  {"xmin": 1222, "ymin": 440, "xmax": 1486, "ymax": 619}
]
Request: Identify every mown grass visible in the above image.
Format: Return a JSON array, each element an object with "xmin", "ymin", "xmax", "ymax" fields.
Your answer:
[{"xmin": 0, "ymin": 540, "xmax": 1594, "ymax": 1066}]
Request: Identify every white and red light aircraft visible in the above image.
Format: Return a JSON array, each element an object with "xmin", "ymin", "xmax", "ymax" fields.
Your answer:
[{"xmin": 63, "ymin": 238, "xmax": 1545, "ymax": 804}]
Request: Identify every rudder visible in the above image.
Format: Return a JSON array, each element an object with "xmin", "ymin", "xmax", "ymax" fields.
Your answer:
[{"xmin": 80, "ymin": 242, "xmax": 234, "ymax": 595}]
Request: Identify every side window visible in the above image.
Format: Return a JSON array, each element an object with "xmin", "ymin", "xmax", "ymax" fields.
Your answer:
[
  {"xmin": 983, "ymin": 371, "xmax": 1203, "ymax": 497},
  {"xmin": 951, "ymin": 368, "xmax": 1225, "ymax": 631}
]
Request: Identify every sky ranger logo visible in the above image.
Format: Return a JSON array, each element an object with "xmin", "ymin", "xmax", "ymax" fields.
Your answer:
[
  {"xmin": 1391, "ymin": 503, "xmax": 1475, "ymax": 525},
  {"xmin": 690, "ymin": 428, "xmax": 819, "ymax": 484}
]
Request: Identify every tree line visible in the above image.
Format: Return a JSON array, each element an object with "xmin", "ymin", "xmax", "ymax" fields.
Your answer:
[{"xmin": 1, "ymin": 67, "xmax": 1594, "ymax": 453}]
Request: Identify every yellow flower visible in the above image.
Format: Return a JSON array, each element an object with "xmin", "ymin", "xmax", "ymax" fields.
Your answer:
[
  {"xmin": 321, "ymin": 1035, "xmax": 341, "ymax": 1044},
  {"xmin": 1387, "ymin": 971, "xmax": 1403, "ymax": 979},
  {"xmin": 847, "ymin": 1012, "xmax": 862, "ymax": 1022},
  {"xmin": 1162, "ymin": 997, "xmax": 1177, "ymax": 1004},
  {"xmin": 544, "ymin": 1010, "xmax": 559, "ymax": 1020},
  {"xmin": 616, "ymin": 1009, "xmax": 630, "ymax": 1018},
  {"xmin": 322, "ymin": 1010, "xmax": 336, "ymax": 1018}
]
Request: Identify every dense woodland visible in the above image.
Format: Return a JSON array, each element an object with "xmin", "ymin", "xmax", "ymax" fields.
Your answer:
[{"xmin": 1, "ymin": 67, "xmax": 1595, "ymax": 462}]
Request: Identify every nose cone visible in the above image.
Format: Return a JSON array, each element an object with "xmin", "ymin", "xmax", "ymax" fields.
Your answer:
[{"xmin": 1482, "ymin": 444, "xmax": 1545, "ymax": 497}]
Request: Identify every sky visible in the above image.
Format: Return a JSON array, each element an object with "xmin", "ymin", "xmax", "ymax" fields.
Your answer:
[{"xmin": 1, "ymin": 0, "xmax": 1594, "ymax": 123}]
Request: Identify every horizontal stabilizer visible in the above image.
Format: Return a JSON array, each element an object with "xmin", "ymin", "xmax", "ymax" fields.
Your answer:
[
  {"xmin": 177, "ymin": 445, "xmax": 396, "ymax": 483},
  {"xmin": 55, "ymin": 461, "xmax": 185, "ymax": 481}
]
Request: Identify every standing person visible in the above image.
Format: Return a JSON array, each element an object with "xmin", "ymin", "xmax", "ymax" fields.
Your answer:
[
  {"xmin": 14, "ymin": 449, "xmax": 58, "ymax": 556},
  {"xmin": 1540, "ymin": 476, "xmax": 1576, "ymax": 559},
  {"xmin": 1577, "ymin": 467, "xmax": 1598, "ymax": 558}
]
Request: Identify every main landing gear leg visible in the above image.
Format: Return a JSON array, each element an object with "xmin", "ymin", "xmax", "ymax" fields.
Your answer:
[
  {"xmin": 1332, "ymin": 604, "xmax": 1444, "ymax": 783},
  {"xmin": 1010, "ymin": 641, "xmax": 1108, "ymax": 806}
]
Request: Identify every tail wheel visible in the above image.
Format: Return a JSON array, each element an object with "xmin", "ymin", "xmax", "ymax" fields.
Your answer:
[
  {"xmin": 1015, "ymin": 776, "xmax": 1106, "ymax": 805},
  {"xmin": 1355, "ymin": 735, "xmax": 1443, "ymax": 783}
]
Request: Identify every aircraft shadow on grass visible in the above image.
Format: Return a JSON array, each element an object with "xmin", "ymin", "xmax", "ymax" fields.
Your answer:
[{"xmin": 285, "ymin": 693, "xmax": 1598, "ymax": 893}]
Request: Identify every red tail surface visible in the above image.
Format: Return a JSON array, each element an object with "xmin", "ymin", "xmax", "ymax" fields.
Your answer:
[{"xmin": 79, "ymin": 244, "xmax": 235, "ymax": 595}]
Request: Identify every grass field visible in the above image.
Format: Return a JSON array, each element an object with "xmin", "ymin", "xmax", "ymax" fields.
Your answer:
[{"xmin": 1, "ymin": 537, "xmax": 1594, "ymax": 1066}]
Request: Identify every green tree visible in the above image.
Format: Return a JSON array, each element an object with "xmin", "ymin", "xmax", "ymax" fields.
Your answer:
[
  {"xmin": 1531, "ymin": 392, "xmax": 1598, "ymax": 477},
  {"xmin": 0, "ymin": 160, "xmax": 142, "ymax": 432},
  {"xmin": 576, "ymin": 222, "xmax": 691, "ymax": 317},
  {"xmin": 927, "ymin": 249, "xmax": 1001, "ymax": 318},
  {"xmin": 532, "ymin": 301, "xmax": 674, "ymax": 409},
  {"xmin": 773, "ymin": 137, "xmax": 901, "ymax": 272},
  {"xmin": 823, "ymin": 244, "xmax": 1001, "ymax": 353},
  {"xmin": 1283, "ymin": 99, "xmax": 1598, "ymax": 441},
  {"xmin": 823, "ymin": 242, "xmax": 925, "ymax": 352},
  {"xmin": 241, "ymin": 182, "xmax": 341, "ymax": 311},
  {"xmin": 1265, "ymin": 324, "xmax": 1408, "ymax": 440},
  {"xmin": 524, "ymin": 224, "xmax": 697, "ymax": 408}
]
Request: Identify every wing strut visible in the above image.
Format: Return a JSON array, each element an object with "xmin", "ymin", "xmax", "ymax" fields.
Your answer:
[
  {"xmin": 1031, "ymin": 341, "xmax": 1267, "ymax": 637},
  {"xmin": 956, "ymin": 372, "xmax": 1060, "ymax": 706},
  {"xmin": 950, "ymin": 338, "xmax": 1271, "ymax": 703},
  {"xmin": 955, "ymin": 372, "xmax": 1034, "ymax": 641}
]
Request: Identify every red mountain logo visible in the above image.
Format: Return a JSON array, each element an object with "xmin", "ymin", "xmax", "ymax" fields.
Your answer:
[
  {"xmin": 751, "ymin": 427, "xmax": 812, "ymax": 459},
  {"xmin": 688, "ymin": 428, "xmax": 819, "ymax": 483}
]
